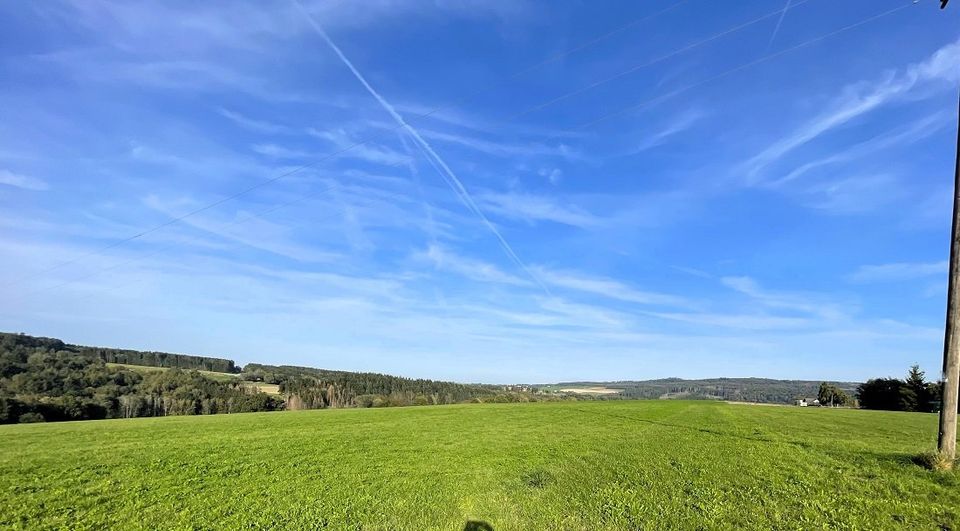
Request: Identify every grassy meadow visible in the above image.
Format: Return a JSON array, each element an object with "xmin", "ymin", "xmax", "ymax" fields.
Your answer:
[
  {"xmin": 1, "ymin": 400, "xmax": 957, "ymax": 530},
  {"xmin": 105, "ymin": 362, "xmax": 242, "ymax": 383}
]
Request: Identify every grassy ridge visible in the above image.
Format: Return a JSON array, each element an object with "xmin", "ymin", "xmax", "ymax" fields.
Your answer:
[
  {"xmin": 1, "ymin": 401, "xmax": 957, "ymax": 529},
  {"xmin": 105, "ymin": 362, "xmax": 284, "ymax": 395},
  {"xmin": 105, "ymin": 362, "xmax": 241, "ymax": 382}
]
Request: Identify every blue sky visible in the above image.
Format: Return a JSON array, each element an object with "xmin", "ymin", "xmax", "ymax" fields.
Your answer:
[{"xmin": 1, "ymin": 0, "xmax": 959, "ymax": 383}]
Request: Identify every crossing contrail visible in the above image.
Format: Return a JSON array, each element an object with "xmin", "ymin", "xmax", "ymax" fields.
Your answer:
[
  {"xmin": 767, "ymin": 0, "xmax": 792, "ymax": 51},
  {"xmin": 293, "ymin": 0, "xmax": 550, "ymax": 295}
]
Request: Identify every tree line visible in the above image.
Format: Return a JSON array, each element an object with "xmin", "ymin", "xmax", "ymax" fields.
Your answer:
[
  {"xmin": 1, "ymin": 332, "xmax": 559, "ymax": 424},
  {"xmin": 0, "ymin": 333, "xmax": 277, "ymax": 423},
  {"xmin": 242, "ymin": 363, "xmax": 535, "ymax": 409},
  {"xmin": 2, "ymin": 333, "xmax": 237, "ymax": 373},
  {"xmin": 856, "ymin": 365, "xmax": 951, "ymax": 413}
]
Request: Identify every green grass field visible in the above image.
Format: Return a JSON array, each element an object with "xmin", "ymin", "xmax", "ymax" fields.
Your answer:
[{"xmin": 1, "ymin": 401, "xmax": 957, "ymax": 530}]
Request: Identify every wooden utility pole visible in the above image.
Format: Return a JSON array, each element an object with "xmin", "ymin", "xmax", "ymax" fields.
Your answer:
[{"xmin": 939, "ymin": 87, "xmax": 960, "ymax": 466}]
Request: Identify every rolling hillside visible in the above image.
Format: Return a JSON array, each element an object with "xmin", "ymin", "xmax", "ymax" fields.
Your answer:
[
  {"xmin": 0, "ymin": 332, "xmax": 526, "ymax": 424},
  {"xmin": 0, "ymin": 401, "xmax": 956, "ymax": 529}
]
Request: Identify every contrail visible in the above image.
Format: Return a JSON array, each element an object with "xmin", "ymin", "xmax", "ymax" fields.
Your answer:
[
  {"xmin": 396, "ymin": 129, "xmax": 439, "ymax": 244},
  {"xmin": 767, "ymin": 0, "xmax": 792, "ymax": 51},
  {"xmin": 294, "ymin": 0, "xmax": 550, "ymax": 295}
]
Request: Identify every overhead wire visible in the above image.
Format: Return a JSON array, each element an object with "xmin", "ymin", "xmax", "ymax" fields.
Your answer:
[{"xmin": 509, "ymin": 0, "xmax": 814, "ymax": 120}]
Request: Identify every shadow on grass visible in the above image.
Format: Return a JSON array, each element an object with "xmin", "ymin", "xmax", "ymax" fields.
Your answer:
[
  {"xmin": 910, "ymin": 451, "xmax": 959, "ymax": 473},
  {"xmin": 463, "ymin": 521, "xmax": 494, "ymax": 531}
]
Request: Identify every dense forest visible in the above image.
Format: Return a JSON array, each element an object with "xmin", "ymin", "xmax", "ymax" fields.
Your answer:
[
  {"xmin": 0, "ymin": 333, "xmax": 279, "ymax": 424},
  {"xmin": 0, "ymin": 333, "xmax": 554, "ymax": 424},
  {"xmin": 242, "ymin": 364, "xmax": 528, "ymax": 409},
  {"xmin": 2, "ymin": 333, "xmax": 237, "ymax": 373},
  {"xmin": 548, "ymin": 377, "xmax": 860, "ymax": 404}
]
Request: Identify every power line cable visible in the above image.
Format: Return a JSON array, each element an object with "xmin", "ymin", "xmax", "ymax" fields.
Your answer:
[
  {"xmin": 571, "ymin": 2, "xmax": 912, "ymax": 132},
  {"xmin": 510, "ymin": 0, "xmax": 813, "ymax": 120}
]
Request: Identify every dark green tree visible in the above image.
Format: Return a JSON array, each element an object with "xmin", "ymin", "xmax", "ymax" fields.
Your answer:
[
  {"xmin": 857, "ymin": 378, "xmax": 904, "ymax": 411},
  {"xmin": 904, "ymin": 364, "xmax": 933, "ymax": 412},
  {"xmin": 818, "ymin": 382, "xmax": 848, "ymax": 407}
]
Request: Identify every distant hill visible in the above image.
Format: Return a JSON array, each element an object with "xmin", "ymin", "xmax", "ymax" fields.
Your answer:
[
  {"xmin": 241, "ymin": 363, "xmax": 504, "ymax": 409},
  {"xmin": 542, "ymin": 377, "xmax": 861, "ymax": 404},
  {"xmin": 1, "ymin": 332, "xmax": 238, "ymax": 373},
  {"xmin": 0, "ymin": 332, "xmax": 278, "ymax": 424},
  {"xmin": 0, "ymin": 332, "xmax": 543, "ymax": 424},
  {"xmin": 1, "ymin": 331, "xmax": 866, "ymax": 424}
]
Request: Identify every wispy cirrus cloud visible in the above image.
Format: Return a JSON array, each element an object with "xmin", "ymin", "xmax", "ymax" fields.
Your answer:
[
  {"xmin": 298, "ymin": 11, "xmax": 548, "ymax": 293},
  {"xmin": 421, "ymin": 128, "xmax": 577, "ymax": 159},
  {"xmin": 744, "ymin": 38, "xmax": 960, "ymax": 182},
  {"xmin": 3, "ymin": 0, "xmax": 955, "ymax": 383},
  {"xmin": 477, "ymin": 191, "xmax": 603, "ymax": 228},
  {"xmin": 0, "ymin": 169, "xmax": 48, "ymax": 191},
  {"xmin": 415, "ymin": 244, "xmax": 530, "ymax": 286},
  {"xmin": 251, "ymin": 143, "xmax": 312, "ymax": 159},
  {"xmin": 800, "ymin": 173, "xmax": 900, "ymax": 215},
  {"xmin": 721, "ymin": 276, "xmax": 848, "ymax": 321},
  {"xmin": 39, "ymin": 0, "xmax": 532, "ymax": 54},
  {"xmin": 217, "ymin": 108, "xmax": 292, "ymax": 135},
  {"xmin": 645, "ymin": 275, "xmax": 853, "ymax": 332},
  {"xmin": 648, "ymin": 311, "xmax": 812, "ymax": 331},
  {"xmin": 307, "ymin": 128, "xmax": 411, "ymax": 166},
  {"xmin": 848, "ymin": 260, "xmax": 947, "ymax": 283},
  {"xmin": 631, "ymin": 108, "xmax": 705, "ymax": 153},
  {"xmin": 534, "ymin": 267, "xmax": 689, "ymax": 307},
  {"xmin": 769, "ymin": 111, "xmax": 952, "ymax": 188},
  {"xmin": 142, "ymin": 194, "xmax": 341, "ymax": 263}
]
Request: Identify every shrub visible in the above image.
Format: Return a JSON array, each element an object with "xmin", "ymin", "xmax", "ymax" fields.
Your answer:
[{"xmin": 18, "ymin": 412, "xmax": 45, "ymax": 423}]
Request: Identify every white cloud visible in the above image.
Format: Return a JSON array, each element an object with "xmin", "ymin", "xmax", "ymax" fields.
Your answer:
[
  {"xmin": 538, "ymin": 167, "xmax": 563, "ymax": 185},
  {"xmin": 536, "ymin": 297, "xmax": 627, "ymax": 329},
  {"xmin": 632, "ymin": 108, "xmax": 704, "ymax": 152},
  {"xmin": 416, "ymin": 244, "xmax": 529, "ymax": 286},
  {"xmin": 721, "ymin": 276, "xmax": 847, "ymax": 321},
  {"xmin": 649, "ymin": 311, "xmax": 811, "ymax": 331},
  {"xmin": 128, "ymin": 141, "xmax": 273, "ymax": 182},
  {"xmin": 770, "ymin": 111, "xmax": 951, "ymax": 188},
  {"xmin": 251, "ymin": 143, "xmax": 312, "ymax": 159},
  {"xmin": 307, "ymin": 128, "xmax": 411, "ymax": 166},
  {"xmin": 45, "ymin": 0, "xmax": 530, "ymax": 54},
  {"xmin": 0, "ymin": 169, "xmax": 48, "ymax": 191},
  {"xmin": 849, "ymin": 261, "xmax": 947, "ymax": 283},
  {"xmin": 801, "ymin": 174, "xmax": 899, "ymax": 215},
  {"xmin": 142, "ymin": 194, "xmax": 341, "ymax": 263},
  {"xmin": 534, "ymin": 267, "xmax": 689, "ymax": 307},
  {"xmin": 421, "ymin": 129, "xmax": 577, "ymax": 159},
  {"xmin": 296, "ymin": 0, "xmax": 532, "ymax": 29},
  {"xmin": 217, "ymin": 108, "xmax": 291, "ymax": 135},
  {"xmin": 394, "ymin": 103, "xmax": 585, "ymax": 140},
  {"xmin": 477, "ymin": 191, "xmax": 602, "ymax": 228},
  {"xmin": 744, "ymin": 38, "xmax": 960, "ymax": 180}
]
